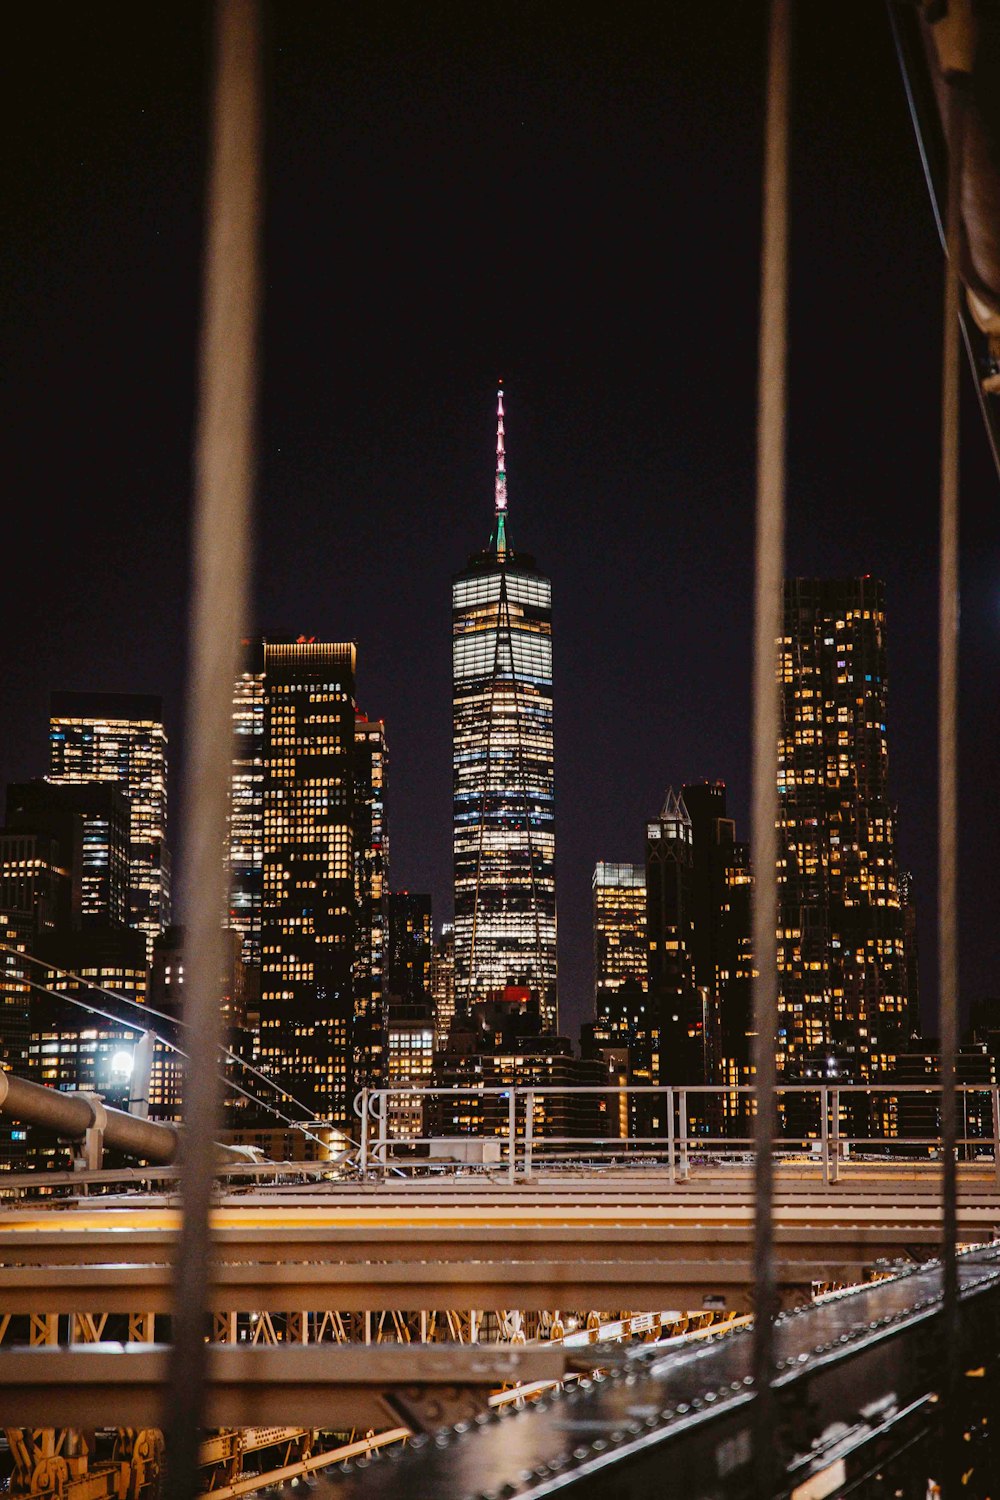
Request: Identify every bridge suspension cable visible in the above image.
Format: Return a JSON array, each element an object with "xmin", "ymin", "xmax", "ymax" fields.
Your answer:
[{"xmin": 0, "ymin": 941, "xmax": 333, "ymax": 1147}]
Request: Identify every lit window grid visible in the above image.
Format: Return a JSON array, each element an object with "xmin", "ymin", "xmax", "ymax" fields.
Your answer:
[
  {"xmin": 226, "ymin": 668, "xmax": 266, "ymax": 966},
  {"xmin": 259, "ymin": 645, "xmax": 357, "ymax": 1125},
  {"xmin": 452, "ymin": 561, "xmax": 557, "ymax": 1027},
  {"xmin": 592, "ymin": 864, "xmax": 647, "ymax": 1007},
  {"xmin": 775, "ymin": 582, "xmax": 910, "ymax": 1080},
  {"xmin": 49, "ymin": 714, "xmax": 170, "ymax": 959}
]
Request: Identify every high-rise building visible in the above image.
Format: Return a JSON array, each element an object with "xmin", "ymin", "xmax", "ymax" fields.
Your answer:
[
  {"xmin": 0, "ymin": 830, "xmax": 72, "ymax": 940},
  {"xmin": 5, "ymin": 780, "xmax": 129, "ymax": 931},
  {"xmin": 0, "ymin": 779, "xmax": 137, "ymax": 1168},
  {"xmin": 27, "ymin": 925, "xmax": 151, "ymax": 1165},
  {"xmin": 583, "ymin": 975, "xmax": 657, "ymax": 1142},
  {"xmin": 589, "ymin": 862, "xmax": 651, "ymax": 1137},
  {"xmin": 776, "ymin": 578, "xmax": 913, "ymax": 1082},
  {"xmin": 646, "ymin": 789, "xmax": 701, "ymax": 1085},
  {"xmin": 226, "ymin": 640, "xmax": 266, "ymax": 969},
  {"xmin": 150, "ymin": 924, "xmax": 249, "ymax": 1125},
  {"xmin": 430, "ymin": 922, "xmax": 456, "ymax": 1048},
  {"xmin": 49, "ymin": 691, "xmax": 170, "ymax": 959},
  {"xmin": 387, "ymin": 891, "xmax": 432, "ymax": 1003},
  {"xmin": 592, "ymin": 862, "xmax": 647, "ymax": 1010},
  {"xmin": 259, "ymin": 640, "xmax": 357, "ymax": 1128},
  {"xmin": 353, "ymin": 715, "xmax": 389, "ymax": 1088},
  {"xmin": 898, "ymin": 869, "xmax": 921, "ymax": 1027},
  {"xmin": 452, "ymin": 388, "xmax": 557, "ymax": 1026},
  {"xmin": 32, "ymin": 927, "xmax": 149, "ymax": 1063},
  {"xmin": 682, "ymin": 782, "xmax": 753, "ymax": 1117}
]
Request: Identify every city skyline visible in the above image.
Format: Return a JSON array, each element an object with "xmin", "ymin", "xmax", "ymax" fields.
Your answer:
[
  {"xmin": 2, "ymin": 5, "xmax": 998, "ymax": 1042},
  {"xmin": 0, "ymin": 7, "xmax": 996, "ymax": 1488}
]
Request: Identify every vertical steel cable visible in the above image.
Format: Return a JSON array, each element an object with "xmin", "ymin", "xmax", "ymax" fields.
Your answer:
[
  {"xmin": 938, "ymin": 77, "xmax": 964, "ymax": 1500},
  {"xmin": 751, "ymin": 2, "xmax": 790, "ymax": 1493},
  {"xmin": 164, "ymin": 4, "xmax": 260, "ymax": 1497}
]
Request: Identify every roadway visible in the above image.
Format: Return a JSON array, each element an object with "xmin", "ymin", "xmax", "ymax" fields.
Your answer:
[{"xmin": 2, "ymin": 1166, "xmax": 998, "ymax": 1318}]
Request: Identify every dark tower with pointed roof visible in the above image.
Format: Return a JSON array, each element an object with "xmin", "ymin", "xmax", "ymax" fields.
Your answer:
[
  {"xmin": 452, "ymin": 387, "xmax": 557, "ymax": 1028},
  {"xmin": 646, "ymin": 788, "xmax": 709, "ymax": 1099}
]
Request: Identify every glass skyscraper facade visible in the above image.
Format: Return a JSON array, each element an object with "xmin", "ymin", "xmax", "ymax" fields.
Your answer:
[
  {"xmin": 452, "ymin": 389, "xmax": 557, "ymax": 1027},
  {"xmin": 48, "ymin": 691, "xmax": 170, "ymax": 960}
]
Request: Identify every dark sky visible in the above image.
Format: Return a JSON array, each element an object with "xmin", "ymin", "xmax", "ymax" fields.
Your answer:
[{"xmin": 2, "ymin": 3, "xmax": 998, "ymax": 1043}]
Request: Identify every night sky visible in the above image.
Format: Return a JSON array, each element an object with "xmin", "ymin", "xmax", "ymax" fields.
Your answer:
[{"xmin": 2, "ymin": 3, "xmax": 998, "ymax": 1043}]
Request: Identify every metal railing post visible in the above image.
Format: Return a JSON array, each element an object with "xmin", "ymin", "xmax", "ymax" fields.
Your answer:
[
  {"xmin": 820, "ymin": 1085, "xmax": 829, "ymax": 1185},
  {"xmin": 359, "ymin": 1088, "xmax": 369, "ymax": 1176},
  {"xmin": 830, "ymin": 1087, "xmax": 840, "ymax": 1184},
  {"xmin": 524, "ymin": 1089, "xmax": 535, "ymax": 1178},
  {"xmin": 666, "ymin": 1086, "xmax": 675, "ymax": 1185},
  {"xmin": 678, "ymin": 1088, "xmax": 689, "ymax": 1180},
  {"xmin": 508, "ymin": 1089, "xmax": 517, "ymax": 1182},
  {"xmin": 375, "ymin": 1090, "xmax": 388, "ymax": 1175}
]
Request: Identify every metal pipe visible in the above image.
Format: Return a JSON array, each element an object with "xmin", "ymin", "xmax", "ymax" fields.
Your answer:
[
  {"xmin": 751, "ymin": 3, "xmax": 790, "ymax": 1493},
  {"xmin": 0, "ymin": 1070, "xmax": 179, "ymax": 1165}
]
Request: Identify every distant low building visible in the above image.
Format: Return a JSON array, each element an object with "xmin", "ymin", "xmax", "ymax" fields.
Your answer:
[{"xmin": 430, "ymin": 988, "xmax": 608, "ymax": 1150}]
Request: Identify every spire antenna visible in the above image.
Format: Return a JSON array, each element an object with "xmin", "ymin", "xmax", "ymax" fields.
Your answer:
[{"xmin": 494, "ymin": 382, "xmax": 508, "ymax": 558}]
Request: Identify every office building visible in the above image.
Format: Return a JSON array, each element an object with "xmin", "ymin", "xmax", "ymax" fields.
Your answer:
[
  {"xmin": 430, "ymin": 923, "xmax": 456, "ymax": 1048},
  {"xmin": 430, "ymin": 989, "xmax": 607, "ymax": 1145},
  {"xmin": 259, "ymin": 640, "xmax": 357, "ymax": 1128},
  {"xmin": 776, "ymin": 579, "xmax": 913, "ymax": 1083},
  {"xmin": 26, "ymin": 926, "xmax": 151, "ymax": 1164},
  {"xmin": 592, "ymin": 862, "xmax": 647, "ymax": 1009},
  {"xmin": 49, "ymin": 691, "xmax": 170, "ymax": 959},
  {"xmin": 226, "ymin": 640, "xmax": 266, "ymax": 969},
  {"xmin": 0, "ymin": 830, "xmax": 72, "ymax": 941},
  {"xmin": 0, "ymin": 914, "xmax": 30, "ymax": 1167},
  {"xmin": 682, "ymin": 782, "xmax": 753, "ymax": 1114},
  {"xmin": 646, "ymin": 789, "xmax": 710, "ymax": 1100},
  {"xmin": 582, "ymin": 976, "xmax": 656, "ymax": 1142},
  {"xmin": 387, "ymin": 891, "xmax": 432, "ymax": 1003},
  {"xmin": 5, "ymin": 779, "xmax": 129, "ymax": 931},
  {"xmin": 353, "ymin": 715, "xmax": 389, "ymax": 1088},
  {"xmin": 385, "ymin": 996, "xmax": 435, "ymax": 1139},
  {"xmin": 149, "ymin": 924, "xmax": 249, "ymax": 1125},
  {"xmin": 452, "ymin": 388, "xmax": 557, "ymax": 1026},
  {"xmin": 0, "ymin": 787, "xmax": 134, "ymax": 1167},
  {"xmin": 898, "ymin": 869, "xmax": 921, "ymax": 1025}
]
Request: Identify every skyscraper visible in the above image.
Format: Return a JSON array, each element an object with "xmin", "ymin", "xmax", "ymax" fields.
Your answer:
[
  {"xmin": 5, "ymin": 780, "xmax": 129, "ymax": 931},
  {"xmin": 49, "ymin": 691, "xmax": 170, "ymax": 959},
  {"xmin": 682, "ymin": 782, "xmax": 753, "ymax": 1114},
  {"xmin": 353, "ymin": 714, "xmax": 389, "ymax": 1087},
  {"xmin": 430, "ymin": 922, "xmax": 456, "ymax": 1048},
  {"xmin": 452, "ymin": 388, "xmax": 557, "ymax": 1026},
  {"xmin": 646, "ymin": 789, "xmax": 706, "ymax": 1090},
  {"xmin": 592, "ymin": 862, "xmax": 647, "ymax": 1009},
  {"xmin": 258, "ymin": 640, "xmax": 357, "ymax": 1127},
  {"xmin": 387, "ymin": 891, "xmax": 432, "ymax": 1002},
  {"xmin": 776, "ymin": 578, "xmax": 913, "ymax": 1082},
  {"xmin": 226, "ymin": 639, "xmax": 266, "ymax": 969},
  {"xmin": 588, "ymin": 863, "xmax": 652, "ymax": 1141}
]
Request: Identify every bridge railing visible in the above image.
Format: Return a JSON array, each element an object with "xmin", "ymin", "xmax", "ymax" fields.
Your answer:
[{"xmin": 354, "ymin": 1082, "xmax": 1000, "ymax": 1184}]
